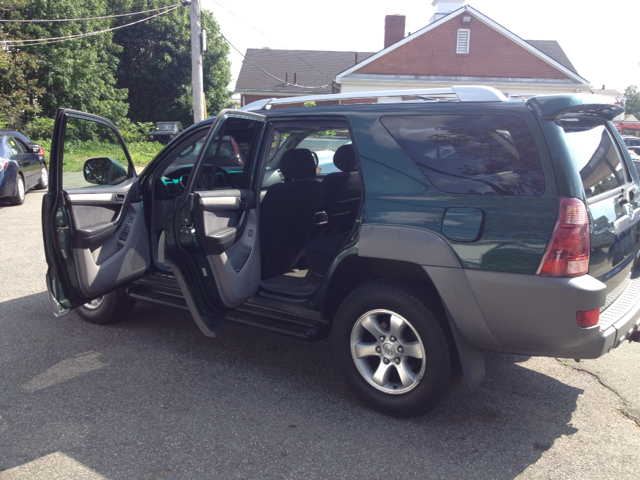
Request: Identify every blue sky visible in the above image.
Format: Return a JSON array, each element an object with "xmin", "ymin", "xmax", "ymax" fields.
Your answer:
[{"xmin": 203, "ymin": 0, "xmax": 640, "ymax": 93}]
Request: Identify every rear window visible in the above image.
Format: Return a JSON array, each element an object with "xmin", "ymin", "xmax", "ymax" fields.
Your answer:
[
  {"xmin": 381, "ymin": 114, "xmax": 545, "ymax": 196},
  {"xmin": 560, "ymin": 119, "xmax": 629, "ymax": 199}
]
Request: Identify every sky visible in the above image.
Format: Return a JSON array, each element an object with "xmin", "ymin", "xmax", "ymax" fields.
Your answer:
[{"xmin": 201, "ymin": 0, "xmax": 640, "ymax": 94}]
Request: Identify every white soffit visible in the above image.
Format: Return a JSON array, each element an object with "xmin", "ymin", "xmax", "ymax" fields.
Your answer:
[{"xmin": 335, "ymin": 6, "xmax": 589, "ymax": 86}]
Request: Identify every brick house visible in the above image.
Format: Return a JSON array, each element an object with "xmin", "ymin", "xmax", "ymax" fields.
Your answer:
[{"xmin": 235, "ymin": 0, "xmax": 590, "ymax": 106}]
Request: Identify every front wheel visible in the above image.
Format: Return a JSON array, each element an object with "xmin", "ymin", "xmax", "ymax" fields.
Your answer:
[
  {"xmin": 332, "ymin": 281, "xmax": 456, "ymax": 418},
  {"xmin": 75, "ymin": 289, "xmax": 136, "ymax": 325}
]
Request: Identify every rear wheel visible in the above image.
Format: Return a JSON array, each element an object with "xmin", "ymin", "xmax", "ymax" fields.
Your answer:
[
  {"xmin": 35, "ymin": 165, "xmax": 48, "ymax": 189},
  {"xmin": 8, "ymin": 174, "xmax": 25, "ymax": 205},
  {"xmin": 75, "ymin": 289, "xmax": 136, "ymax": 325},
  {"xmin": 332, "ymin": 281, "xmax": 455, "ymax": 418}
]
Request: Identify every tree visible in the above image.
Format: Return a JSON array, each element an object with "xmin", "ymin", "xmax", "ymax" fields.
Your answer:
[
  {"xmin": 15, "ymin": 0, "xmax": 128, "ymax": 123},
  {"xmin": 0, "ymin": 0, "xmax": 43, "ymax": 128},
  {"xmin": 624, "ymin": 85, "xmax": 640, "ymax": 119},
  {"xmin": 110, "ymin": 0, "xmax": 232, "ymax": 127}
]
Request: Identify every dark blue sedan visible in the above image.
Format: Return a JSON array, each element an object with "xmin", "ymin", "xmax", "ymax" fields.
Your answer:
[{"xmin": 0, "ymin": 133, "xmax": 48, "ymax": 205}]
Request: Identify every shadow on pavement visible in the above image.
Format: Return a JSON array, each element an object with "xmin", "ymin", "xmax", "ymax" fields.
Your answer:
[{"xmin": 0, "ymin": 294, "xmax": 581, "ymax": 480}]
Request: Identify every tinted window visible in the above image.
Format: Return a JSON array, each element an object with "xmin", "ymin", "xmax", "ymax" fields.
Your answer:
[
  {"xmin": 381, "ymin": 114, "xmax": 545, "ymax": 196},
  {"xmin": 560, "ymin": 119, "xmax": 628, "ymax": 199}
]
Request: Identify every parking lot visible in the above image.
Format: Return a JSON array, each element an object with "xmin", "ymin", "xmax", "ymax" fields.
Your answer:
[{"xmin": 1, "ymin": 190, "xmax": 640, "ymax": 480}]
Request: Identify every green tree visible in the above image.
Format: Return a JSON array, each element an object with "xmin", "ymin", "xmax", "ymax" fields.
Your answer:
[
  {"xmin": 0, "ymin": 0, "xmax": 43, "ymax": 128},
  {"xmin": 111, "ymin": 0, "xmax": 232, "ymax": 127},
  {"xmin": 624, "ymin": 85, "xmax": 640, "ymax": 119},
  {"xmin": 15, "ymin": 0, "xmax": 128, "ymax": 123}
]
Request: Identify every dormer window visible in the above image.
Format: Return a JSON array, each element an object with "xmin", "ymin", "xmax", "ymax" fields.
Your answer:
[{"xmin": 457, "ymin": 29, "xmax": 470, "ymax": 54}]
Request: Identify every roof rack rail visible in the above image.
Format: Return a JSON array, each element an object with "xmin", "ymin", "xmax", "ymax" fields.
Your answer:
[{"xmin": 240, "ymin": 85, "xmax": 507, "ymax": 111}]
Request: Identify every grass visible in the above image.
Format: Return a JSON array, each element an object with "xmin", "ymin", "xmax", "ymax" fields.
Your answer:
[{"xmin": 38, "ymin": 139, "xmax": 165, "ymax": 172}]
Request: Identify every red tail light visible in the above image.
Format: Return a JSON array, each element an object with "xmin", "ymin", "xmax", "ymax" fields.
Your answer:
[
  {"xmin": 38, "ymin": 146, "xmax": 44, "ymax": 156},
  {"xmin": 576, "ymin": 309, "xmax": 599, "ymax": 328},
  {"xmin": 537, "ymin": 197, "xmax": 590, "ymax": 277}
]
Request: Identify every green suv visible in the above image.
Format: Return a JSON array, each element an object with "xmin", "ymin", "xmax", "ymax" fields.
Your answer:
[{"xmin": 42, "ymin": 86, "xmax": 640, "ymax": 417}]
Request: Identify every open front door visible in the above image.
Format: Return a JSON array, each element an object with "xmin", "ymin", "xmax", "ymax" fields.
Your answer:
[
  {"xmin": 42, "ymin": 109, "xmax": 149, "ymax": 315},
  {"xmin": 163, "ymin": 110, "xmax": 265, "ymax": 335}
]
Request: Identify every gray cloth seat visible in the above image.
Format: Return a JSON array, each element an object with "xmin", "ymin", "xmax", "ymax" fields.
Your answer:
[{"xmin": 259, "ymin": 148, "xmax": 322, "ymax": 280}]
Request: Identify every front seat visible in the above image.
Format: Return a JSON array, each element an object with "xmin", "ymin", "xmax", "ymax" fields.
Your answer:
[{"xmin": 259, "ymin": 148, "xmax": 322, "ymax": 280}]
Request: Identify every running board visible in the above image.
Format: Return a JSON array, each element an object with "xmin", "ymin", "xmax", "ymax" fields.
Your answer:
[
  {"xmin": 226, "ymin": 310, "xmax": 328, "ymax": 341},
  {"xmin": 126, "ymin": 285, "xmax": 189, "ymax": 310}
]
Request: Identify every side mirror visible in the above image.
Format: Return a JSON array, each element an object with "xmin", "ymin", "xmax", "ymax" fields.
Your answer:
[{"xmin": 84, "ymin": 157, "xmax": 128, "ymax": 185}]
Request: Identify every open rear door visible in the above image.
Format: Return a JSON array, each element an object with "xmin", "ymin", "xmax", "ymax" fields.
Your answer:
[
  {"xmin": 163, "ymin": 110, "xmax": 265, "ymax": 335},
  {"xmin": 42, "ymin": 109, "xmax": 149, "ymax": 315}
]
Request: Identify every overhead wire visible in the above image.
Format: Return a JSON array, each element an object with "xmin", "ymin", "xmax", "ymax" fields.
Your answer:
[
  {"xmin": 201, "ymin": 10, "xmax": 332, "ymax": 90},
  {"xmin": 208, "ymin": 0, "xmax": 330, "ymax": 76},
  {"xmin": 2, "ymin": 5, "xmax": 181, "ymax": 46},
  {"xmin": 0, "ymin": 4, "xmax": 179, "ymax": 23}
]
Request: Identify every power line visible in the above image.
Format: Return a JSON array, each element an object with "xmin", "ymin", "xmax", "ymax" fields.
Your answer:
[
  {"xmin": 209, "ymin": 0, "xmax": 330, "ymax": 77},
  {"xmin": 201, "ymin": 11, "xmax": 332, "ymax": 90},
  {"xmin": 0, "ymin": 4, "xmax": 179, "ymax": 23},
  {"xmin": 3, "ymin": 5, "xmax": 181, "ymax": 46}
]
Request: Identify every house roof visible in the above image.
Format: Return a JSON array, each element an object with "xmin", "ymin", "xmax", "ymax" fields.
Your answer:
[
  {"xmin": 235, "ymin": 49, "xmax": 374, "ymax": 95},
  {"xmin": 524, "ymin": 40, "xmax": 577, "ymax": 75},
  {"xmin": 335, "ymin": 5, "xmax": 589, "ymax": 86}
]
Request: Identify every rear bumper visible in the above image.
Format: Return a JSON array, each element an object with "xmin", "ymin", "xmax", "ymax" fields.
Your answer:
[{"xmin": 457, "ymin": 268, "xmax": 640, "ymax": 359}]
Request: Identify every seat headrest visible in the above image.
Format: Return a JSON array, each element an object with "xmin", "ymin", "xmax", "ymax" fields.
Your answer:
[
  {"xmin": 333, "ymin": 144, "xmax": 357, "ymax": 172},
  {"xmin": 280, "ymin": 148, "xmax": 316, "ymax": 181}
]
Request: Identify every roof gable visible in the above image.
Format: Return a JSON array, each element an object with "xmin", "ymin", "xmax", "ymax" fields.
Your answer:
[{"xmin": 336, "ymin": 6, "xmax": 588, "ymax": 85}]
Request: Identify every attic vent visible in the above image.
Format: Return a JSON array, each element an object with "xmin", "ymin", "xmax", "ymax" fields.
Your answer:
[{"xmin": 457, "ymin": 29, "xmax": 470, "ymax": 54}]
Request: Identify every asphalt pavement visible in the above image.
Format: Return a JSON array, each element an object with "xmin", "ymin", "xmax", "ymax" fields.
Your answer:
[{"xmin": 1, "ymin": 190, "xmax": 639, "ymax": 480}]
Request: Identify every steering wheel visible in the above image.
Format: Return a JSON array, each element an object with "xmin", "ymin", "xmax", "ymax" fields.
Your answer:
[{"xmin": 213, "ymin": 167, "xmax": 236, "ymax": 188}]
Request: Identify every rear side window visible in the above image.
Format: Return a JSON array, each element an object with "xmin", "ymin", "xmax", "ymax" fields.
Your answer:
[
  {"xmin": 560, "ymin": 119, "xmax": 628, "ymax": 199},
  {"xmin": 381, "ymin": 114, "xmax": 545, "ymax": 196}
]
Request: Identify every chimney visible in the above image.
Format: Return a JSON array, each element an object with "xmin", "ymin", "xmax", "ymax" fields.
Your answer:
[
  {"xmin": 430, "ymin": 0, "xmax": 467, "ymax": 24},
  {"xmin": 384, "ymin": 14, "xmax": 405, "ymax": 48}
]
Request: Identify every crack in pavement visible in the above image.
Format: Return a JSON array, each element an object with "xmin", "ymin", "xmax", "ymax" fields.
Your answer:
[{"xmin": 555, "ymin": 358, "xmax": 640, "ymax": 428}]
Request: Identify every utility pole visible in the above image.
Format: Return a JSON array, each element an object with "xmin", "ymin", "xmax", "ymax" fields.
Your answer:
[{"xmin": 190, "ymin": 0, "xmax": 205, "ymax": 123}]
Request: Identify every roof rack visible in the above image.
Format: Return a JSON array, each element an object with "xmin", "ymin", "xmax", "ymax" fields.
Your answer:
[{"xmin": 240, "ymin": 85, "xmax": 508, "ymax": 111}]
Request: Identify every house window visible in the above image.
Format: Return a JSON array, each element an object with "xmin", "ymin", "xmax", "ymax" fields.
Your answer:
[{"xmin": 457, "ymin": 29, "xmax": 470, "ymax": 54}]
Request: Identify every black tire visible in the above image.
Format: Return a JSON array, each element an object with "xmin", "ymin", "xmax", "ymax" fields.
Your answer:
[
  {"xmin": 8, "ymin": 174, "xmax": 25, "ymax": 205},
  {"xmin": 331, "ymin": 281, "xmax": 455, "ymax": 418},
  {"xmin": 75, "ymin": 289, "xmax": 136, "ymax": 325},
  {"xmin": 35, "ymin": 164, "xmax": 48, "ymax": 190}
]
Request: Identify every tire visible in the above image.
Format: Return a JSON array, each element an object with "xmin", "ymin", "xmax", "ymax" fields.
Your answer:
[
  {"xmin": 331, "ymin": 281, "xmax": 455, "ymax": 418},
  {"xmin": 75, "ymin": 289, "xmax": 136, "ymax": 325},
  {"xmin": 35, "ymin": 165, "xmax": 48, "ymax": 190},
  {"xmin": 8, "ymin": 174, "xmax": 25, "ymax": 205}
]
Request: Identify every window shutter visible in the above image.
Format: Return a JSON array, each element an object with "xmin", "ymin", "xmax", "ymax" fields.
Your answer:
[{"xmin": 457, "ymin": 29, "xmax": 470, "ymax": 54}]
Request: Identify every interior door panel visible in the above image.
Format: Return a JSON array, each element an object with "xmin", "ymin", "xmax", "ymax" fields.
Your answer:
[
  {"xmin": 65, "ymin": 179, "xmax": 149, "ymax": 298},
  {"xmin": 195, "ymin": 189, "xmax": 260, "ymax": 307}
]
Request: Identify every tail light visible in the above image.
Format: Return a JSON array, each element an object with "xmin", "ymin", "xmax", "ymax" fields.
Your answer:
[
  {"xmin": 537, "ymin": 197, "xmax": 590, "ymax": 277},
  {"xmin": 38, "ymin": 146, "xmax": 44, "ymax": 156},
  {"xmin": 231, "ymin": 139, "xmax": 241, "ymax": 159},
  {"xmin": 577, "ymin": 309, "xmax": 599, "ymax": 328},
  {"xmin": 0, "ymin": 161, "xmax": 8, "ymax": 172}
]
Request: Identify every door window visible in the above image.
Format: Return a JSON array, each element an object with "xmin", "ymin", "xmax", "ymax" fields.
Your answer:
[
  {"xmin": 61, "ymin": 116, "xmax": 133, "ymax": 190},
  {"xmin": 194, "ymin": 117, "xmax": 263, "ymax": 191}
]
